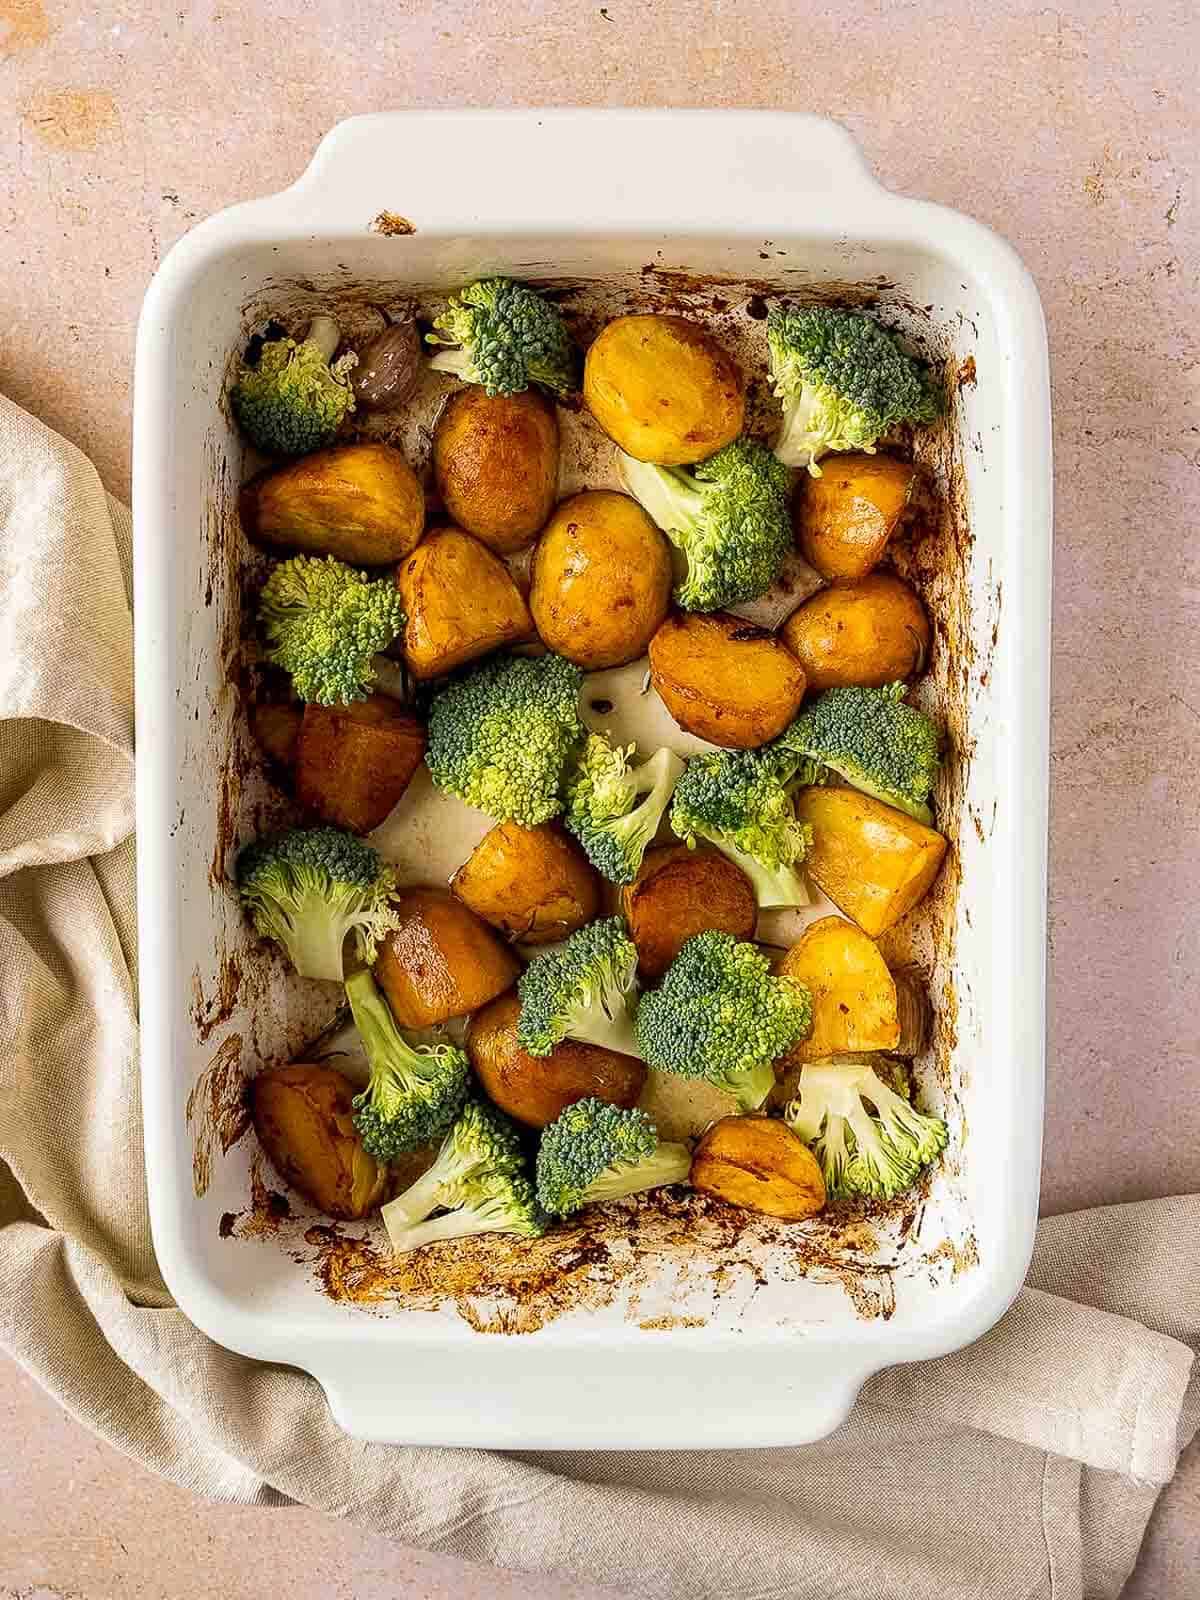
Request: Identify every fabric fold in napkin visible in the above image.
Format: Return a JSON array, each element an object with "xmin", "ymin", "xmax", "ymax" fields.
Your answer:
[{"xmin": 0, "ymin": 392, "xmax": 1196, "ymax": 1600}]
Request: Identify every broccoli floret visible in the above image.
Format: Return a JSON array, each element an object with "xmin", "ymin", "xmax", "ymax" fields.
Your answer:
[
  {"xmin": 636, "ymin": 931, "xmax": 811, "ymax": 1110},
  {"xmin": 384, "ymin": 1169, "xmax": 545, "ymax": 1254},
  {"xmin": 564, "ymin": 736, "xmax": 684, "ymax": 884},
  {"xmin": 383, "ymin": 1097, "xmax": 526, "ymax": 1228},
  {"xmin": 426, "ymin": 278, "xmax": 575, "ymax": 398},
  {"xmin": 230, "ymin": 315, "xmax": 356, "ymax": 457},
  {"xmin": 775, "ymin": 683, "xmax": 940, "ymax": 825},
  {"xmin": 517, "ymin": 917, "xmax": 641, "ymax": 1059},
  {"xmin": 235, "ymin": 826, "xmax": 400, "ymax": 983},
  {"xmin": 426, "ymin": 652, "xmax": 584, "ymax": 825},
  {"xmin": 345, "ymin": 970, "xmax": 469, "ymax": 1159},
  {"xmin": 669, "ymin": 747, "xmax": 819, "ymax": 909},
  {"xmin": 257, "ymin": 554, "xmax": 406, "ymax": 705},
  {"xmin": 766, "ymin": 306, "xmax": 940, "ymax": 473},
  {"xmin": 784, "ymin": 1054, "xmax": 947, "ymax": 1201},
  {"xmin": 619, "ymin": 437, "xmax": 792, "ymax": 612},
  {"xmin": 535, "ymin": 1098, "xmax": 691, "ymax": 1219}
]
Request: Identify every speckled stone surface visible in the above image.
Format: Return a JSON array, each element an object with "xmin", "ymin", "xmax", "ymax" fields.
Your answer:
[{"xmin": 1, "ymin": 0, "xmax": 1197, "ymax": 1594}]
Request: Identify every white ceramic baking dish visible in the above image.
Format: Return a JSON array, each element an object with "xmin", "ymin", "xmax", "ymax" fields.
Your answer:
[{"xmin": 133, "ymin": 110, "xmax": 1051, "ymax": 1448}]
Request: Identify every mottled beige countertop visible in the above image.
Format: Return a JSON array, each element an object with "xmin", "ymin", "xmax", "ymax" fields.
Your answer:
[{"xmin": 1, "ymin": 0, "xmax": 1197, "ymax": 1595}]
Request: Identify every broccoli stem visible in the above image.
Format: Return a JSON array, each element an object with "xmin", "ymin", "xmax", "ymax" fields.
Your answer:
[
  {"xmin": 773, "ymin": 391, "xmax": 827, "ymax": 471},
  {"xmin": 427, "ymin": 347, "xmax": 472, "ymax": 380},
  {"xmin": 345, "ymin": 969, "xmax": 402, "ymax": 1064},
  {"xmin": 383, "ymin": 1202, "xmax": 508, "ymax": 1255},
  {"xmin": 285, "ymin": 901, "xmax": 352, "ymax": 982},
  {"xmin": 709, "ymin": 837, "xmax": 811, "ymax": 910},
  {"xmin": 567, "ymin": 993, "xmax": 640, "ymax": 1058},
  {"xmin": 618, "ymin": 453, "xmax": 703, "ymax": 537},
  {"xmin": 305, "ymin": 315, "xmax": 341, "ymax": 363},
  {"xmin": 585, "ymin": 1142, "xmax": 692, "ymax": 1205},
  {"xmin": 382, "ymin": 1153, "xmax": 460, "ymax": 1230},
  {"xmin": 728, "ymin": 1057, "xmax": 777, "ymax": 1112}
]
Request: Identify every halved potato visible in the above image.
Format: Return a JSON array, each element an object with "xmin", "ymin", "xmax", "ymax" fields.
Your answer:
[
  {"xmin": 433, "ymin": 387, "xmax": 559, "ymax": 554},
  {"xmin": 794, "ymin": 786, "xmax": 947, "ymax": 937},
  {"xmin": 690, "ymin": 1116, "xmax": 826, "ymax": 1220},
  {"xmin": 451, "ymin": 820, "xmax": 601, "ymax": 945},
  {"xmin": 621, "ymin": 844, "xmax": 757, "ymax": 980},
  {"xmin": 781, "ymin": 573, "xmax": 931, "ymax": 691},
  {"xmin": 250, "ymin": 700, "xmax": 302, "ymax": 771},
  {"xmin": 794, "ymin": 454, "xmax": 916, "ymax": 580},
  {"xmin": 466, "ymin": 991, "xmax": 645, "ymax": 1128},
  {"xmin": 239, "ymin": 442, "xmax": 424, "ymax": 566},
  {"xmin": 294, "ymin": 694, "xmax": 426, "ymax": 833},
  {"xmin": 648, "ymin": 611, "xmax": 807, "ymax": 748},
  {"xmin": 250, "ymin": 1063, "xmax": 387, "ymax": 1221},
  {"xmin": 374, "ymin": 888, "xmax": 521, "ymax": 1027},
  {"xmin": 777, "ymin": 915, "xmax": 899, "ymax": 1063},
  {"xmin": 397, "ymin": 525, "xmax": 534, "ymax": 680},
  {"xmin": 583, "ymin": 314, "xmax": 745, "ymax": 464}
]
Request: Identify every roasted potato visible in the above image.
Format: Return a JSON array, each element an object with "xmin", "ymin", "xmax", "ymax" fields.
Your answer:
[
  {"xmin": 433, "ymin": 387, "xmax": 559, "ymax": 554},
  {"xmin": 397, "ymin": 525, "xmax": 534, "ymax": 680},
  {"xmin": 239, "ymin": 442, "xmax": 425, "ymax": 566},
  {"xmin": 794, "ymin": 786, "xmax": 947, "ymax": 937},
  {"xmin": 466, "ymin": 991, "xmax": 646, "ymax": 1128},
  {"xmin": 374, "ymin": 888, "xmax": 521, "ymax": 1027},
  {"xmin": 451, "ymin": 820, "xmax": 601, "ymax": 945},
  {"xmin": 621, "ymin": 844, "xmax": 757, "ymax": 980},
  {"xmin": 781, "ymin": 573, "xmax": 931, "ymax": 691},
  {"xmin": 583, "ymin": 314, "xmax": 745, "ymax": 465},
  {"xmin": 250, "ymin": 700, "xmax": 302, "ymax": 770},
  {"xmin": 294, "ymin": 694, "xmax": 426, "ymax": 833},
  {"xmin": 648, "ymin": 612, "xmax": 807, "ymax": 748},
  {"xmin": 690, "ymin": 1116, "xmax": 826, "ymax": 1220},
  {"xmin": 795, "ymin": 453, "xmax": 916, "ymax": 580},
  {"xmin": 530, "ymin": 491, "xmax": 672, "ymax": 669},
  {"xmin": 250, "ymin": 1063, "xmax": 387, "ymax": 1221},
  {"xmin": 777, "ymin": 915, "xmax": 900, "ymax": 1063}
]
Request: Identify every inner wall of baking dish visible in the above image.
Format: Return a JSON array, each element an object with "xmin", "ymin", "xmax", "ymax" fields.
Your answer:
[{"xmin": 166, "ymin": 229, "xmax": 1003, "ymax": 1340}]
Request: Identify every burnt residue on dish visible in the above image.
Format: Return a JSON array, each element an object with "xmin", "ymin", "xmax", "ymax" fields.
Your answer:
[
  {"xmin": 185, "ymin": 1032, "xmax": 250, "ymax": 1197},
  {"xmin": 370, "ymin": 212, "xmax": 416, "ymax": 237}
]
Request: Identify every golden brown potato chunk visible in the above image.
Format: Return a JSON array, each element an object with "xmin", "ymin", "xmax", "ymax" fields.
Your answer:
[
  {"xmin": 648, "ymin": 611, "xmax": 807, "ymax": 748},
  {"xmin": 250, "ymin": 701, "xmax": 302, "ymax": 771},
  {"xmin": 530, "ymin": 491, "xmax": 672, "ymax": 669},
  {"xmin": 451, "ymin": 820, "xmax": 601, "ymax": 945},
  {"xmin": 239, "ymin": 442, "xmax": 424, "ymax": 566},
  {"xmin": 781, "ymin": 573, "xmax": 931, "ymax": 691},
  {"xmin": 777, "ymin": 915, "xmax": 900, "ymax": 1064},
  {"xmin": 690, "ymin": 1116, "xmax": 826, "ymax": 1220},
  {"xmin": 250, "ymin": 1063, "xmax": 387, "ymax": 1221},
  {"xmin": 583, "ymin": 314, "xmax": 745, "ymax": 465},
  {"xmin": 397, "ymin": 525, "xmax": 534, "ymax": 680},
  {"xmin": 294, "ymin": 694, "xmax": 426, "ymax": 833},
  {"xmin": 794, "ymin": 454, "xmax": 916, "ymax": 580},
  {"xmin": 374, "ymin": 888, "xmax": 521, "ymax": 1028},
  {"xmin": 466, "ymin": 991, "xmax": 646, "ymax": 1128},
  {"xmin": 621, "ymin": 844, "xmax": 757, "ymax": 980},
  {"xmin": 433, "ymin": 387, "xmax": 559, "ymax": 554},
  {"xmin": 794, "ymin": 786, "xmax": 947, "ymax": 937}
]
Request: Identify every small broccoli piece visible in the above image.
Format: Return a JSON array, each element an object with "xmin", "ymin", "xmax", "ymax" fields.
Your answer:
[
  {"xmin": 517, "ymin": 917, "xmax": 641, "ymax": 1059},
  {"xmin": 426, "ymin": 277, "xmax": 576, "ymax": 398},
  {"xmin": 766, "ymin": 305, "xmax": 940, "ymax": 474},
  {"xmin": 784, "ymin": 1054, "xmax": 948, "ymax": 1201},
  {"xmin": 775, "ymin": 683, "xmax": 940, "ymax": 825},
  {"xmin": 669, "ymin": 746, "xmax": 819, "ymax": 909},
  {"xmin": 636, "ymin": 931, "xmax": 812, "ymax": 1111},
  {"xmin": 383, "ymin": 1169, "xmax": 545, "ymax": 1254},
  {"xmin": 236, "ymin": 826, "xmax": 400, "ymax": 983},
  {"xmin": 383, "ymin": 1097, "xmax": 526, "ymax": 1229},
  {"xmin": 426, "ymin": 652, "xmax": 584, "ymax": 825},
  {"xmin": 618, "ymin": 437, "xmax": 792, "ymax": 612},
  {"xmin": 535, "ymin": 1098, "xmax": 691, "ymax": 1219},
  {"xmin": 564, "ymin": 736, "xmax": 684, "ymax": 884},
  {"xmin": 345, "ymin": 970, "xmax": 469, "ymax": 1159},
  {"xmin": 230, "ymin": 315, "xmax": 357, "ymax": 457},
  {"xmin": 257, "ymin": 554, "xmax": 406, "ymax": 705}
]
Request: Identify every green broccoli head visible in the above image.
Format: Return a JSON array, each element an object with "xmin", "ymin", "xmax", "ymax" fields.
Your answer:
[
  {"xmin": 517, "ymin": 917, "xmax": 641, "ymax": 1059},
  {"xmin": 426, "ymin": 652, "xmax": 585, "ymax": 825},
  {"xmin": 535, "ymin": 1098, "xmax": 691, "ymax": 1219},
  {"xmin": 636, "ymin": 930, "xmax": 811, "ymax": 1111},
  {"xmin": 235, "ymin": 826, "xmax": 400, "ymax": 983},
  {"xmin": 784, "ymin": 1055, "xmax": 947, "ymax": 1201},
  {"xmin": 345, "ymin": 970, "xmax": 469, "ymax": 1160},
  {"xmin": 668, "ymin": 747, "xmax": 817, "ymax": 909},
  {"xmin": 426, "ymin": 277, "xmax": 576, "ymax": 398},
  {"xmin": 383, "ymin": 1095, "xmax": 527, "ymax": 1235},
  {"xmin": 230, "ymin": 316, "xmax": 357, "ymax": 457},
  {"xmin": 766, "ymin": 306, "xmax": 940, "ymax": 473},
  {"xmin": 257, "ymin": 554, "xmax": 406, "ymax": 705},
  {"xmin": 619, "ymin": 436, "xmax": 792, "ymax": 612},
  {"xmin": 775, "ymin": 683, "xmax": 940, "ymax": 825},
  {"xmin": 564, "ymin": 736, "xmax": 685, "ymax": 884}
]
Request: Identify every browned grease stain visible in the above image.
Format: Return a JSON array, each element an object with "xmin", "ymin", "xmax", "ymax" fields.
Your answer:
[
  {"xmin": 22, "ymin": 88, "xmax": 118, "ymax": 150},
  {"xmin": 370, "ymin": 211, "xmax": 416, "ymax": 236},
  {"xmin": 231, "ymin": 1149, "xmax": 292, "ymax": 1238},
  {"xmin": 185, "ymin": 1033, "xmax": 250, "ymax": 1196},
  {"xmin": 639, "ymin": 1315, "xmax": 708, "ymax": 1331},
  {"xmin": 189, "ymin": 950, "xmax": 242, "ymax": 1043},
  {"xmin": 0, "ymin": 0, "xmax": 52, "ymax": 55},
  {"xmin": 956, "ymin": 355, "xmax": 978, "ymax": 389}
]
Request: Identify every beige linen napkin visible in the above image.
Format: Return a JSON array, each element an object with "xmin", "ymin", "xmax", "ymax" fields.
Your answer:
[{"xmin": 0, "ymin": 392, "xmax": 1196, "ymax": 1600}]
